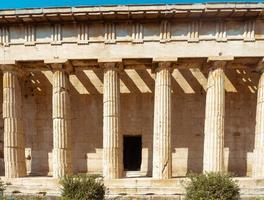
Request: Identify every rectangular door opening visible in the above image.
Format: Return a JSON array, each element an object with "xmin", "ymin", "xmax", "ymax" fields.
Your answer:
[{"xmin": 123, "ymin": 136, "xmax": 142, "ymax": 171}]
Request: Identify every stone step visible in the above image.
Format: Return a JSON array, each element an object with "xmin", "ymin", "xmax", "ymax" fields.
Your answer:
[
  {"xmin": 0, "ymin": 177, "xmax": 264, "ymax": 199},
  {"xmin": 1, "ymin": 177, "xmax": 60, "ymax": 197}
]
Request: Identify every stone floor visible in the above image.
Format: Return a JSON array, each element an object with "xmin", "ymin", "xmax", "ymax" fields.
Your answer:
[{"xmin": 1, "ymin": 177, "xmax": 264, "ymax": 199}]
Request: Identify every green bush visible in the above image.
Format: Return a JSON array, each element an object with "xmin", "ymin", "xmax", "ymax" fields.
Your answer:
[
  {"xmin": 184, "ymin": 172, "xmax": 240, "ymax": 200},
  {"xmin": 60, "ymin": 174, "xmax": 106, "ymax": 200}
]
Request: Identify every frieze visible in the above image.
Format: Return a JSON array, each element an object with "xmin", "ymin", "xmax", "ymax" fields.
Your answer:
[{"xmin": 1, "ymin": 19, "xmax": 264, "ymax": 46}]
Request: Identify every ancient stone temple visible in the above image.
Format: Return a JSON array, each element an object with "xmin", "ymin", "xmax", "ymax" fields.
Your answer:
[{"xmin": 0, "ymin": 2, "xmax": 264, "ymax": 198}]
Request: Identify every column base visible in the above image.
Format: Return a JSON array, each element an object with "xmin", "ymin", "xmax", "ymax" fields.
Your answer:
[{"xmin": 252, "ymin": 149, "xmax": 264, "ymax": 178}]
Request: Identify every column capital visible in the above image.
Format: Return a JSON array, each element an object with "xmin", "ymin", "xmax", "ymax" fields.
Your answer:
[
  {"xmin": 255, "ymin": 58, "xmax": 264, "ymax": 74},
  {"xmin": 154, "ymin": 61, "xmax": 173, "ymax": 73},
  {"xmin": 0, "ymin": 63, "xmax": 26, "ymax": 77},
  {"xmin": 0, "ymin": 64, "xmax": 18, "ymax": 72},
  {"xmin": 207, "ymin": 56, "xmax": 234, "ymax": 70},
  {"xmin": 100, "ymin": 62, "xmax": 123, "ymax": 71},
  {"xmin": 0, "ymin": 60, "xmax": 17, "ymax": 71},
  {"xmin": 44, "ymin": 59, "xmax": 73, "ymax": 74}
]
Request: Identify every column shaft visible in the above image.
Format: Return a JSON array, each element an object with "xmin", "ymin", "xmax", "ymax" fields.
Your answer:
[
  {"xmin": 52, "ymin": 70, "xmax": 72, "ymax": 178},
  {"xmin": 203, "ymin": 68, "xmax": 225, "ymax": 172},
  {"xmin": 103, "ymin": 66, "xmax": 122, "ymax": 179},
  {"xmin": 3, "ymin": 69, "xmax": 26, "ymax": 178},
  {"xmin": 253, "ymin": 72, "xmax": 264, "ymax": 178},
  {"xmin": 153, "ymin": 66, "xmax": 172, "ymax": 179}
]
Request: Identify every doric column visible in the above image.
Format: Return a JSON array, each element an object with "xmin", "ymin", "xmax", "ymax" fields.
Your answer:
[
  {"xmin": 203, "ymin": 62, "xmax": 225, "ymax": 173},
  {"xmin": 152, "ymin": 62, "xmax": 172, "ymax": 179},
  {"xmin": 2, "ymin": 65, "xmax": 26, "ymax": 178},
  {"xmin": 103, "ymin": 63, "xmax": 122, "ymax": 179},
  {"xmin": 51, "ymin": 63, "xmax": 72, "ymax": 178},
  {"xmin": 253, "ymin": 70, "xmax": 264, "ymax": 178}
]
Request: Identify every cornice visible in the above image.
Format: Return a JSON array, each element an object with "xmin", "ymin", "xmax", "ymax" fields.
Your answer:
[{"xmin": 0, "ymin": 3, "xmax": 263, "ymax": 24}]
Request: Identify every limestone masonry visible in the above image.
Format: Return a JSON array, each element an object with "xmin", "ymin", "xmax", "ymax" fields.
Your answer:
[{"xmin": 0, "ymin": 2, "xmax": 264, "ymax": 198}]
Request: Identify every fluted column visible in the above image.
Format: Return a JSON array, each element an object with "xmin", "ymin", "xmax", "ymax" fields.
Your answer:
[
  {"xmin": 152, "ymin": 62, "xmax": 172, "ymax": 179},
  {"xmin": 2, "ymin": 65, "xmax": 26, "ymax": 178},
  {"xmin": 203, "ymin": 66, "xmax": 225, "ymax": 173},
  {"xmin": 103, "ymin": 63, "xmax": 122, "ymax": 179},
  {"xmin": 253, "ymin": 71, "xmax": 264, "ymax": 178},
  {"xmin": 52, "ymin": 65, "xmax": 72, "ymax": 178}
]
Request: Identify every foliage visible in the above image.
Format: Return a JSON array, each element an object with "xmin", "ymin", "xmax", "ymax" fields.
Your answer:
[
  {"xmin": 184, "ymin": 172, "xmax": 240, "ymax": 200},
  {"xmin": 60, "ymin": 174, "xmax": 106, "ymax": 200}
]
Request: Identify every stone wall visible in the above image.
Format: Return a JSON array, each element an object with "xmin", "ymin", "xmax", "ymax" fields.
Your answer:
[{"xmin": 0, "ymin": 67, "xmax": 257, "ymax": 177}]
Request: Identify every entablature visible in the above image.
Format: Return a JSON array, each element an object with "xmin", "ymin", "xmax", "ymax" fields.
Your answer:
[
  {"xmin": 0, "ymin": 19, "xmax": 264, "ymax": 46},
  {"xmin": 2, "ymin": 57, "xmax": 262, "ymax": 73},
  {"xmin": 0, "ymin": 3, "xmax": 264, "ymax": 46}
]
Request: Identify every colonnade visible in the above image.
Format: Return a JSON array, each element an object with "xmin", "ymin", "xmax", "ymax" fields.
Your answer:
[{"xmin": 1, "ymin": 59, "xmax": 264, "ymax": 179}]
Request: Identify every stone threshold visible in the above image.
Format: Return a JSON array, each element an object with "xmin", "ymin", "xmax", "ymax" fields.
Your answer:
[{"xmin": 0, "ymin": 176, "xmax": 263, "ymax": 199}]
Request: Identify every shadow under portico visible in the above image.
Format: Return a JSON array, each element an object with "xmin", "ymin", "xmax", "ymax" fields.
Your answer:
[{"xmin": 2, "ymin": 57, "xmax": 260, "ymax": 178}]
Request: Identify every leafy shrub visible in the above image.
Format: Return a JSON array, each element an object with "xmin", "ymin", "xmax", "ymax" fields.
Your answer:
[
  {"xmin": 60, "ymin": 174, "xmax": 105, "ymax": 200},
  {"xmin": 184, "ymin": 172, "xmax": 240, "ymax": 200}
]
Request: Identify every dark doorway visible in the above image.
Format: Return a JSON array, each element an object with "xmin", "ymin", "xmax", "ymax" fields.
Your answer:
[{"xmin": 123, "ymin": 136, "xmax": 142, "ymax": 171}]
